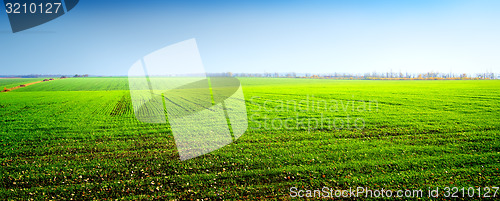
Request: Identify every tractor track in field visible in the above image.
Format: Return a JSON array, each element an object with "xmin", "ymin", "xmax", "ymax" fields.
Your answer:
[{"xmin": 1, "ymin": 78, "xmax": 61, "ymax": 92}]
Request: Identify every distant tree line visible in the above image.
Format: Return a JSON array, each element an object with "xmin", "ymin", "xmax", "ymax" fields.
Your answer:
[
  {"xmin": 0, "ymin": 74, "xmax": 89, "ymax": 78},
  {"xmin": 227, "ymin": 71, "xmax": 498, "ymax": 80}
]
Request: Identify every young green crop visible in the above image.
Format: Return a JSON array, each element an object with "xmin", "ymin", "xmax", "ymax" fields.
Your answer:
[
  {"xmin": 0, "ymin": 78, "xmax": 42, "ymax": 90},
  {"xmin": 0, "ymin": 78, "xmax": 498, "ymax": 199}
]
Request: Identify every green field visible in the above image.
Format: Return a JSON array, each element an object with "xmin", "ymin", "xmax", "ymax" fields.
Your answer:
[
  {"xmin": 1, "ymin": 78, "xmax": 499, "ymax": 199},
  {"xmin": 0, "ymin": 78, "xmax": 43, "ymax": 90}
]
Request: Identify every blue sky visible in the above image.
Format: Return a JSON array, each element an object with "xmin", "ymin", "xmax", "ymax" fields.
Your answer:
[{"xmin": 0, "ymin": 0, "xmax": 499, "ymax": 75}]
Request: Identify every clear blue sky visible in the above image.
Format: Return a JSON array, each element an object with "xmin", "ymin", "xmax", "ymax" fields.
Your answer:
[{"xmin": 0, "ymin": 0, "xmax": 499, "ymax": 75}]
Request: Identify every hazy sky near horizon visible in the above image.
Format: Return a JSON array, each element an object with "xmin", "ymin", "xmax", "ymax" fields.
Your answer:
[{"xmin": 0, "ymin": 0, "xmax": 499, "ymax": 75}]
